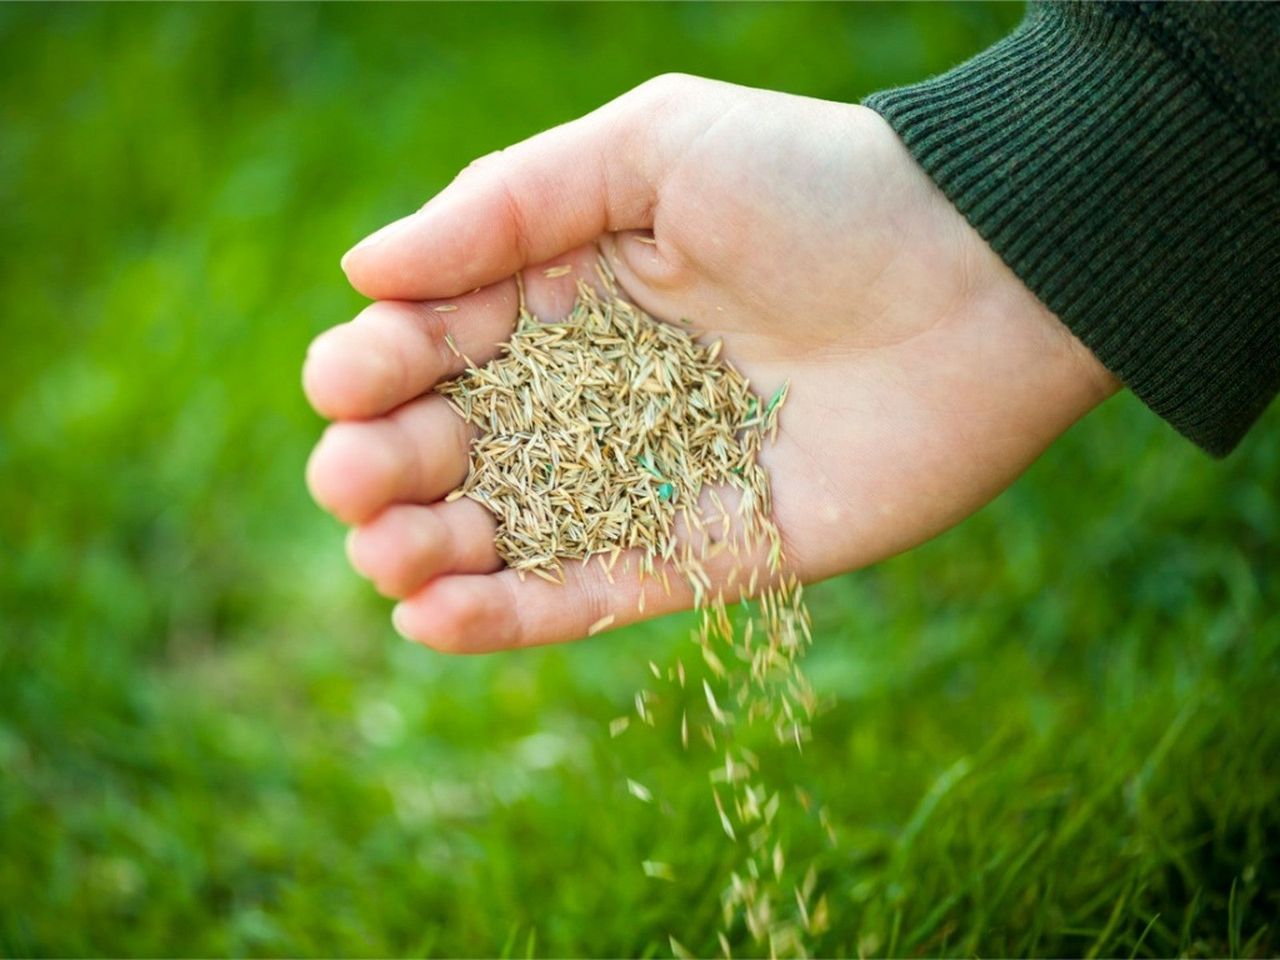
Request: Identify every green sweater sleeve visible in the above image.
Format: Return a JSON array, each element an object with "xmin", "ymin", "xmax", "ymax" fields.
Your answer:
[{"xmin": 864, "ymin": 1, "xmax": 1280, "ymax": 457}]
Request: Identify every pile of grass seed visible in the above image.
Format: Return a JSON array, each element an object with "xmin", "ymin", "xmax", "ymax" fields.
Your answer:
[{"xmin": 439, "ymin": 262, "xmax": 824, "ymax": 957}]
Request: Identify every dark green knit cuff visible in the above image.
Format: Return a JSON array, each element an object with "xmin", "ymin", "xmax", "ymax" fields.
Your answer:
[{"xmin": 865, "ymin": 2, "xmax": 1280, "ymax": 456}]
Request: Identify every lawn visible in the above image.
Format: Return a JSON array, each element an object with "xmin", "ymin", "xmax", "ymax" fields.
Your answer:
[{"xmin": 1, "ymin": 3, "xmax": 1277, "ymax": 956}]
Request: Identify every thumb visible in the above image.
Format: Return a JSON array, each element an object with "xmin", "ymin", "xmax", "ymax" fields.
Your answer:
[{"xmin": 340, "ymin": 76, "xmax": 688, "ymax": 302}]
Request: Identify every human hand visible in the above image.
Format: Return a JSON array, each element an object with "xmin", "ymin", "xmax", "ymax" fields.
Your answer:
[{"xmin": 304, "ymin": 74, "xmax": 1119, "ymax": 652}]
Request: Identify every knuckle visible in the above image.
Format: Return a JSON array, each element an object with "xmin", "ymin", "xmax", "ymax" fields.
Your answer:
[
  {"xmin": 449, "ymin": 151, "xmax": 531, "ymax": 263},
  {"xmin": 614, "ymin": 73, "xmax": 697, "ymax": 130},
  {"xmin": 636, "ymin": 72, "xmax": 698, "ymax": 104},
  {"xmin": 445, "ymin": 149, "xmax": 507, "ymax": 194},
  {"xmin": 358, "ymin": 308, "xmax": 413, "ymax": 399},
  {"xmin": 491, "ymin": 173, "xmax": 532, "ymax": 263},
  {"xmin": 466, "ymin": 148, "xmax": 508, "ymax": 174},
  {"xmin": 417, "ymin": 507, "xmax": 452, "ymax": 561}
]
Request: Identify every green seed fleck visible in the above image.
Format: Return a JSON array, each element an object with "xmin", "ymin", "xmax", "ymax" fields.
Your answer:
[
  {"xmin": 639, "ymin": 452, "xmax": 664, "ymax": 480},
  {"xmin": 764, "ymin": 381, "xmax": 790, "ymax": 418}
]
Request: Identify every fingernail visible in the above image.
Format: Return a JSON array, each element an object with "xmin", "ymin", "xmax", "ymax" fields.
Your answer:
[
  {"xmin": 342, "ymin": 213, "xmax": 418, "ymax": 268},
  {"xmin": 391, "ymin": 603, "xmax": 414, "ymax": 641},
  {"xmin": 343, "ymin": 526, "xmax": 361, "ymax": 566}
]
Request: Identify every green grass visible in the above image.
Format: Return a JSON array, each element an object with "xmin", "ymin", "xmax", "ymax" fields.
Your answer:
[{"xmin": 1, "ymin": 3, "xmax": 1277, "ymax": 956}]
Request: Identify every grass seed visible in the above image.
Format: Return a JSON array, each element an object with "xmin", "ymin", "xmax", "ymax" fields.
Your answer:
[{"xmin": 438, "ymin": 265, "xmax": 819, "ymax": 955}]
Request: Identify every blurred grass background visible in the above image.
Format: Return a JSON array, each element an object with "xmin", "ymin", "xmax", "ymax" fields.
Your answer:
[{"xmin": 1, "ymin": 3, "xmax": 1277, "ymax": 957}]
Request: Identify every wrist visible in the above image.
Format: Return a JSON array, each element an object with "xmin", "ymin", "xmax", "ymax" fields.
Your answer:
[{"xmin": 865, "ymin": 2, "xmax": 1278, "ymax": 456}]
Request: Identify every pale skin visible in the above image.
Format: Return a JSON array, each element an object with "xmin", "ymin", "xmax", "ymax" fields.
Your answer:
[{"xmin": 303, "ymin": 74, "xmax": 1120, "ymax": 653}]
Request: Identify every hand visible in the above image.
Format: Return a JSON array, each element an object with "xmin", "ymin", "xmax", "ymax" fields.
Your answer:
[{"xmin": 304, "ymin": 74, "xmax": 1119, "ymax": 652}]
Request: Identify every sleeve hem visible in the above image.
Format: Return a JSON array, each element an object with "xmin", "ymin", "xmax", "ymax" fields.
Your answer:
[{"xmin": 864, "ymin": 2, "xmax": 1280, "ymax": 457}]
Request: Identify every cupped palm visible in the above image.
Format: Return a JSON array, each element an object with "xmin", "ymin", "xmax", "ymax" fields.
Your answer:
[{"xmin": 304, "ymin": 74, "xmax": 1117, "ymax": 651}]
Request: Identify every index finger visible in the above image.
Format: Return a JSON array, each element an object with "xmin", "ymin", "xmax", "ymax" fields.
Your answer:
[
  {"xmin": 339, "ymin": 83, "xmax": 668, "ymax": 302},
  {"xmin": 303, "ymin": 280, "xmax": 518, "ymax": 421}
]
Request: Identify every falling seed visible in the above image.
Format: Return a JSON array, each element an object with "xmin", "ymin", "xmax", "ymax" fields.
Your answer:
[
  {"xmin": 763, "ymin": 791, "xmax": 781, "ymax": 824},
  {"xmin": 635, "ymin": 691, "xmax": 653, "ymax": 726},
  {"xmin": 703, "ymin": 679, "xmax": 728, "ymax": 725},
  {"xmin": 810, "ymin": 894, "xmax": 830, "ymax": 934},
  {"xmin": 713, "ymin": 789, "xmax": 737, "ymax": 840},
  {"xmin": 434, "ymin": 259, "xmax": 818, "ymax": 954},
  {"xmin": 643, "ymin": 861, "xmax": 676, "ymax": 882},
  {"xmin": 795, "ymin": 886, "xmax": 811, "ymax": 932},
  {"xmin": 801, "ymin": 863, "xmax": 817, "ymax": 904}
]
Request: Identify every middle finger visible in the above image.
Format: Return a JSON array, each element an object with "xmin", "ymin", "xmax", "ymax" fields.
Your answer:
[{"xmin": 306, "ymin": 392, "xmax": 473, "ymax": 524}]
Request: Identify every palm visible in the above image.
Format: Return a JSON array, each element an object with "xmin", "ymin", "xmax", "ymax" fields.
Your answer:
[
  {"xmin": 305, "ymin": 75, "xmax": 1115, "ymax": 651},
  {"xmin": 609, "ymin": 90, "xmax": 1109, "ymax": 583}
]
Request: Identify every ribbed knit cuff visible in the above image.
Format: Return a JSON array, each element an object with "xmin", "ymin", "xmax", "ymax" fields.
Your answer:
[{"xmin": 865, "ymin": 2, "xmax": 1280, "ymax": 456}]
